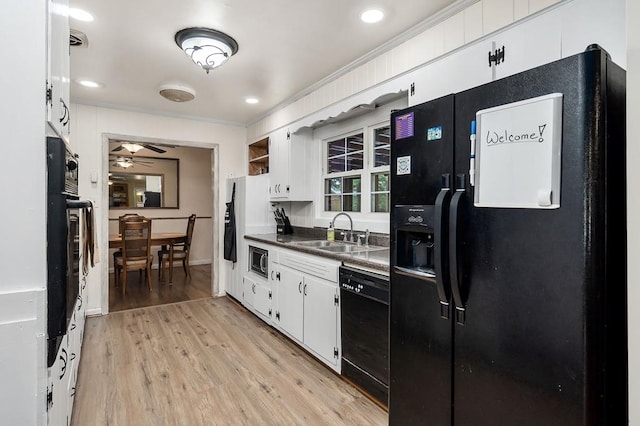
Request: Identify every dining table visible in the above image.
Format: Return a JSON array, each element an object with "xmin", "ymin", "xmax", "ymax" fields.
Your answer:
[{"xmin": 109, "ymin": 232, "xmax": 187, "ymax": 283}]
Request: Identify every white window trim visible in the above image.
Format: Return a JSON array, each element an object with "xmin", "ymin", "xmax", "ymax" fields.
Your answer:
[{"xmin": 312, "ymin": 98, "xmax": 406, "ymax": 234}]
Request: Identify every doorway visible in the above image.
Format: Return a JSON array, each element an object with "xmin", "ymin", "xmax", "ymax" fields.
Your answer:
[{"xmin": 101, "ymin": 133, "xmax": 219, "ymax": 313}]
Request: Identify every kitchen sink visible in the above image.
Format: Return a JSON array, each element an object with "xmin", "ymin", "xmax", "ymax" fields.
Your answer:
[
  {"xmin": 290, "ymin": 239, "xmax": 387, "ymax": 254},
  {"xmin": 318, "ymin": 244, "xmax": 387, "ymax": 253},
  {"xmin": 291, "ymin": 240, "xmax": 343, "ymax": 248}
]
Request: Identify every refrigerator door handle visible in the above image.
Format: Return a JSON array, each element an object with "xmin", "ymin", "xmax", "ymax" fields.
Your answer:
[
  {"xmin": 449, "ymin": 174, "xmax": 466, "ymax": 325},
  {"xmin": 434, "ymin": 174, "xmax": 451, "ymax": 319}
]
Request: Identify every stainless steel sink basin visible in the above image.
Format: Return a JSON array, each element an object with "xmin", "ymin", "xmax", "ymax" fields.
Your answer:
[
  {"xmin": 291, "ymin": 240, "xmax": 342, "ymax": 248},
  {"xmin": 317, "ymin": 244, "xmax": 368, "ymax": 253},
  {"xmin": 317, "ymin": 243, "xmax": 388, "ymax": 254},
  {"xmin": 290, "ymin": 239, "xmax": 387, "ymax": 254}
]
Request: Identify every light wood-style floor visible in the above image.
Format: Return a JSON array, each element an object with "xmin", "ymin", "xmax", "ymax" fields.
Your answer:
[
  {"xmin": 109, "ymin": 264, "xmax": 212, "ymax": 312},
  {"xmin": 72, "ymin": 296, "xmax": 388, "ymax": 425}
]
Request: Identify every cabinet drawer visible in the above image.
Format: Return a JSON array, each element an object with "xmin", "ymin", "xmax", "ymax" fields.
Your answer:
[{"xmin": 279, "ymin": 249, "xmax": 340, "ymax": 282}]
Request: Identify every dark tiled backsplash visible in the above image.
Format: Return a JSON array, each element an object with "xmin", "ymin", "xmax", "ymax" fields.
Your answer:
[{"xmin": 291, "ymin": 226, "xmax": 389, "ymax": 247}]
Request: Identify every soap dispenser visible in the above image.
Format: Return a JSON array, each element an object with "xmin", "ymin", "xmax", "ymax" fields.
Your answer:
[{"xmin": 327, "ymin": 222, "xmax": 335, "ymax": 241}]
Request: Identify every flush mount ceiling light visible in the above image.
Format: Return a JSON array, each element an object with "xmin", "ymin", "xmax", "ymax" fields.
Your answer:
[
  {"xmin": 175, "ymin": 27, "xmax": 239, "ymax": 74},
  {"xmin": 159, "ymin": 84, "xmax": 196, "ymax": 102}
]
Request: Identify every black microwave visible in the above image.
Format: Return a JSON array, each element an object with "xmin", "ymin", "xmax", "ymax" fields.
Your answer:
[{"xmin": 249, "ymin": 245, "xmax": 268, "ymax": 279}]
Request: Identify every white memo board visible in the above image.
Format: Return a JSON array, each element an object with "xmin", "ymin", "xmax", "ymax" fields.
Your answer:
[{"xmin": 474, "ymin": 93, "xmax": 563, "ymax": 209}]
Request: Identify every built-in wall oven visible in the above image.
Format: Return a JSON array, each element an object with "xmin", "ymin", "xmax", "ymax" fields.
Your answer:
[
  {"xmin": 339, "ymin": 266, "xmax": 389, "ymax": 406},
  {"xmin": 46, "ymin": 137, "xmax": 91, "ymax": 367},
  {"xmin": 249, "ymin": 245, "xmax": 268, "ymax": 279}
]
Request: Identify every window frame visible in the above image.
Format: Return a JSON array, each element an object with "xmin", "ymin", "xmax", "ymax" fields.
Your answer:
[
  {"xmin": 313, "ymin": 97, "xmax": 407, "ymax": 234},
  {"xmin": 322, "ymin": 129, "xmax": 365, "ymax": 213},
  {"xmin": 369, "ymin": 123, "xmax": 391, "ymax": 213}
]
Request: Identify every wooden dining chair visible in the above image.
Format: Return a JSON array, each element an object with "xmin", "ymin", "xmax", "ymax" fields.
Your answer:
[
  {"xmin": 158, "ymin": 214, "xmax": 196, "ymax": 281},
  {"xmin": 114, "ymin": 219, "xmax": 153, "ymax": 294},
  {"xmin": 113, "ymin": 214, "xmax": 147, "ymax": 284}
]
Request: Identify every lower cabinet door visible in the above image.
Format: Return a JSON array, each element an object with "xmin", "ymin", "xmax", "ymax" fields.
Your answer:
[
  {"xmin": 303, "ymin": 275, "xmax": 338, "ymax": 365},
  {"xmin": 254, "ymin": 280, "xmax": 272, "ymax": 319},
  {"xmin": 242, "ymin": 276, "xmax": 255, "ymax": 308},
  {"xmin": 277, "ymin": 265, "xmax": 304, "ymax": 341}
]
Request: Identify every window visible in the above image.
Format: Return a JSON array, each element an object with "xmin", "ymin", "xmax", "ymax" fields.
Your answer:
[
  {"xmin": 324, "ymin": 133, "xmax": 364, "ymax": 212},
  {"xmin": 323, "ymin": 125, "xmax": 391, "ymax": 213},
  {"xmin": 371, "ymin": 126, "xmax": 390, "ymax": 212}
]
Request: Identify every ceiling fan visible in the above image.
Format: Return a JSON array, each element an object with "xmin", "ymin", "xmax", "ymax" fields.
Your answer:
[
  {"xmin": 110, "ymin": 155, "xmax": 154, "ymax": 169},
  {"xmin": 111, "ymin": 141, "xmax": 172, "ymax": 154}
]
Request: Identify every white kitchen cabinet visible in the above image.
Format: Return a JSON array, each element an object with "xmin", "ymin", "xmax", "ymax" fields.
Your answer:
[
  {"xmin": 47, "ymin": 0, "xmax": 71, "ymax": 140},
  {"xmin": 273, "ymin": 263, "xmax": 304, "ymax": 341},
  {"xmin": 408, "ymin": 39, "xmax": 492, "ymax": 106},
  {"xmin": 559, "ymin": 0, "xmax": 626, "ymax": 67},
  {"xmin": 303, "ymin": 275, "xmax": 339, "ymax": 366},
  {"xmin": 242, "ymin": 275, "xmax": 255, "ymax": 307},
  {"xmin": 268, "ymin": 247, "xmax": 341, "ymax": 371},
  {"xmin": 47, "ymin": 278, "xmax": 86, "ymax": 426},
  {"xmin": 47, "ymin": 341, "xmax": 68, "ymax": 426},
  {"xmin": 492, "ymin": 7, "xmax": 561, "ymax": 80},
  {"xmin": 243, "ymin": 274, "xmax": 272, "ymax": 321},
  {"xmin": 269, "ymin": 128, "xmax": 312, "ymax": 201},
  {"xmin": 409, "ymin": 5, "xmax": 561, "ymax": 107}
]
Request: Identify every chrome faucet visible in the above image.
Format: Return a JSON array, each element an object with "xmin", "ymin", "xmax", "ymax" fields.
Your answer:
[{"xmin": 330, "ymin": 212, "xmax": 353, "ymax": 242}]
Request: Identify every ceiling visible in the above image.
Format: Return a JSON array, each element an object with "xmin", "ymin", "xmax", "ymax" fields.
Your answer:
[{"xmin": 69, "ymin": 0, "xmax": 458, "ymax": 126}]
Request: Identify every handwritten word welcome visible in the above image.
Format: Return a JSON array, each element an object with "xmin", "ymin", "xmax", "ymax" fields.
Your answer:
[{"xmin": 485, "ymin": 124, "xmax": 547, "ymax": 146}]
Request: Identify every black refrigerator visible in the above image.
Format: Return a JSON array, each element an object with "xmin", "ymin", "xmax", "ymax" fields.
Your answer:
[{"xmin": 389, "ymin": 45, "xmax": 627, "ymax": 425}]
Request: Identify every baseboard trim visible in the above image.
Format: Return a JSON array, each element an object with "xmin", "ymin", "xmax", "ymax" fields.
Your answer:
[
  {"xmin": 85, "ymin": 308, "xmax": 102, "ymax": 317},
  {"xmin": 108, "ymin": 259, "xmax": 211, "ymax": 273}
]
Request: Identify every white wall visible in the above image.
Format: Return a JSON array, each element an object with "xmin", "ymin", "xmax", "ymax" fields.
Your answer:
[
  {"xmin": 0, "ymin": 1, "xmax": 48, "ymax": 424},
  {"xmin": 627, "ymin": 1, "xmax": 639, "ymax": 424},
  {"xmin": 70, "ymin": 103, "xmax": 246, "ymax": 314}
]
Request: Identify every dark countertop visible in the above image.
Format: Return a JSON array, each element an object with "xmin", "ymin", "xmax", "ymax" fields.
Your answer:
[{"xmin": 245, "ymin": 233, "xmax": 390, "ymax": 273}]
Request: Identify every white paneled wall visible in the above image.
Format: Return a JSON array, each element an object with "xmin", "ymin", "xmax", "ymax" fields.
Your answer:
[{"xmin": 248, "ymin": 0, "xmax": 562, "ymax": 140}]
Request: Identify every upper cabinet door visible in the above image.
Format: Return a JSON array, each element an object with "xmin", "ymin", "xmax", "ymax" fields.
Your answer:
[
  {"xmin": 409, "ymin": 5, "xmax": 562, "ymax": 108},
  {"xmin": 269, "ymin": 127, "xmax": 313, "ymax": 201},
  {"xmin": 47, "ymin": 0, "xmax": 70, "ymax": 140},
  {"xmin": 408, "ymin": 40, "xmax": 493, "ymax": 107},
  {"xmin": 269, "ymin": 128, "xmax": 289, "ymax": 199},
  {"xmin": 492, "ymin": 8, "xmax": 562, "ymax": 81},
  {"xmin": 559, "ymin": 0, "xmax": 626, "ymax": 68}
]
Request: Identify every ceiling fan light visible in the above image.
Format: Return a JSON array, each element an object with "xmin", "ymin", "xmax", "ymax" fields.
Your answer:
[
  {"xmin": 175, "ymin": 27, "xmax": 239, "ymax": 74},
  {"xmin": 116, "ymin": 158, "xmax": 134, "ymax": 168},
  {"xmin": 121, "ymin": 143, "xmax": 144, "ymax": 154}
]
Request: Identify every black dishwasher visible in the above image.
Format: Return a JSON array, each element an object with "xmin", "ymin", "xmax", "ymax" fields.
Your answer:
[{"xmin": 339, "ymin": 266, "xmax": 389, "ymax": 406}]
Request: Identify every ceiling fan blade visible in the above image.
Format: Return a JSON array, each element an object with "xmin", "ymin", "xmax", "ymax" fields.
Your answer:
[
  {"xmin": 143, "ymin": 144, "xmax": 166, "ymax": 153},
  {"xmin": 112, "ymin": 146, "xmax": 125, "ymax": 152}
]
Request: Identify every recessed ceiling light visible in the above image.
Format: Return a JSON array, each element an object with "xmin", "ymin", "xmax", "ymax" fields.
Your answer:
[
  {"xmin": 77, "ymin": 79, "xmax": 103, "ymax": 88},
  {"xmin": 69, "ymin": 8, "xmax": 94, "ymax": 22},
  {"xmin": 245, "ymin": 97, "xmax": 259, "ymax": 104},
  {"xmin": 361, "ymin": 9, "xmax": 384, "ymax": 23}
]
